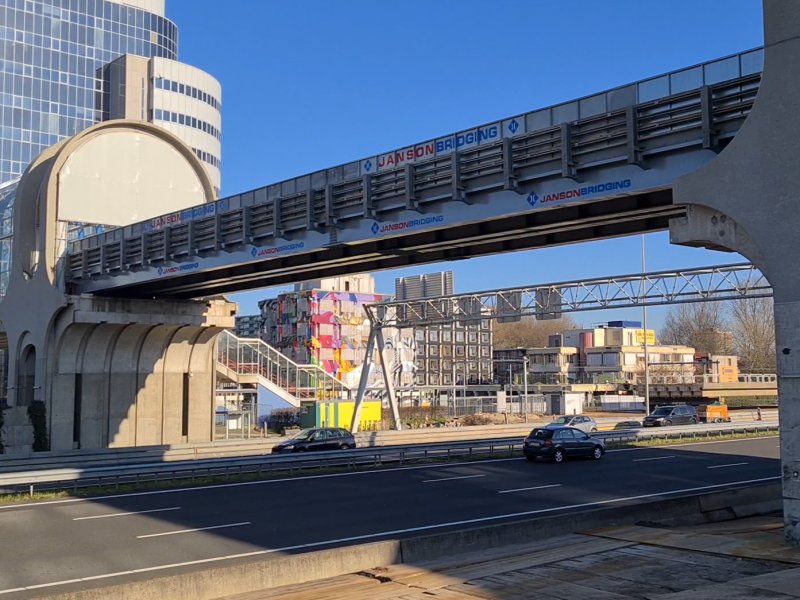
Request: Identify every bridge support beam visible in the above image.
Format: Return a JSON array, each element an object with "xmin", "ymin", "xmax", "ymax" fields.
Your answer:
[{"xmin": 671, "ymin": 0, "xmax": 800, "ymax": 545}]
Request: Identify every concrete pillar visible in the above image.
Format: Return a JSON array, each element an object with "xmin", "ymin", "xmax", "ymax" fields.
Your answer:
[
  {"xmin": 161, "ymin": 327, "xmax": 201, "ymax": 445},
  {"xmin": 107, "ymin": 325, "xmax": 153, "ymax": 447},
  {"xmin": 49, "ymin": 324, "xmax": 95, "ymax": 450},
  {"xmin": 79, "ymin": 325, "xmax": 122, "ymax": 449},
  {"xmin": 187, "ymin": 329, "xmax": 220, "ymax": 442},
  {"xmin": 671, "ymin": 0, "xmax": 800, "ymax": 545},
  {"xmin": 135, "ymin": 326, "xmax": 180, "ymax": 446}
]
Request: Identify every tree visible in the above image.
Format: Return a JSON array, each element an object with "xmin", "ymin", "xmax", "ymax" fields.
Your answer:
[
  {"xmin": 730, "ymin": 297, "xmax": 775, "ymax": 372},
  {"xmin": 659, "ymin": 302, "xmax": 733, "ymax": 355},
  {"xmin": 493, "ymin": 315, "xmax": 579, "ymax": 349}
]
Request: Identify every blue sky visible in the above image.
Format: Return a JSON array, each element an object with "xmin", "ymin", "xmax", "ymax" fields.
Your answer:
[{"xmin": 166, "ymin": 0, "xmax": 764, "ymax": 329}]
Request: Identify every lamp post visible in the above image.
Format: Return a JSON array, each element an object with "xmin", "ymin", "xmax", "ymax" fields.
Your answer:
[
  {"xmin": 641, "ymin": 234, "xmax": 651, "ymax": 416},
  {"xmin": 523, "ymin": 355, "xmax": 529, "ymax": 414}
]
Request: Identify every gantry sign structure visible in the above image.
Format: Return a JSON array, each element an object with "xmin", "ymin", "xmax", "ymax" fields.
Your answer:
[{"xmin": 350, "ymin": 263, "xmax": 772, "ymax": 432}]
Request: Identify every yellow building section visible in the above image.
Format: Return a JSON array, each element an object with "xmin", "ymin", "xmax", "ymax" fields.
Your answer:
[{"xmin": 317, "ymin": 401, "xmax": 381, "ymax": 431}]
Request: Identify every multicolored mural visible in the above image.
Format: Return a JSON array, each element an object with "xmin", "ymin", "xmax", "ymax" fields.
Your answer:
[{"xmin": 261, "ymin": 290, "xmax": 408, "ymax": 382}]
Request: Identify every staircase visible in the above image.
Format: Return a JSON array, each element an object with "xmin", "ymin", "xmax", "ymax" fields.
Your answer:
[{"xmin": 216, "ymin": 330, "xmax": 352, "ymax": 407}]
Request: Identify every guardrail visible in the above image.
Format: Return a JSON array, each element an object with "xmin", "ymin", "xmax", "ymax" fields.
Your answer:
[{"xmin": 0, "ymin": 422, "xmax": 778, "ymax": 497}]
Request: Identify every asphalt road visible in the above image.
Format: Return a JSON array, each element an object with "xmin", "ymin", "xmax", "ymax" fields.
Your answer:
[{"xmin": 0, "ymin": 436, "xmax": 781, "ymax": 596}]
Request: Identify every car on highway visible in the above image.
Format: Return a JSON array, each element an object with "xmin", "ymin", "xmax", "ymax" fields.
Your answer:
[
  {"xmin": 523, "ymin": 425, "xmax": 605, "ymax": 463},
  {"xmin": 548, "ymin": 414, "xmax": 599, "ymax": 433},
  {"xmin": 271, "ymin": 427, "xmax": 356, "ymax": 453},
  {"xmin": 642, "ymin": 405, "xmax": 698, "ymax": 427}
]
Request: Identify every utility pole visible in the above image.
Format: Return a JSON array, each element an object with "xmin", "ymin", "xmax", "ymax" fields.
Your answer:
[
  {"xmin": 641, "ymin": 235, "xmax": 651, "ymax": 416},
  {"xmin": 523, "ymin": 355, "xmax": 529, "ymax": 414}
]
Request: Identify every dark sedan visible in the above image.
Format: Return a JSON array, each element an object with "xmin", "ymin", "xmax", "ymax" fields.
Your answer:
[
  {"xmin": 271, "ymin": 427, "xmax": 356, "ymax": 453},
  {"xmin": 642, "ymin": 405, "xmax": 698, "ymax": 427},
  {"xmin": 523, "ymin": 425, "xmax": 605, "ymax": 463}
]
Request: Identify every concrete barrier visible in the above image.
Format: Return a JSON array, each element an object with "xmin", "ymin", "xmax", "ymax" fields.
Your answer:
[{"xmin": 28, "ymin": 482, "xmax": 781, "ymax": 600}]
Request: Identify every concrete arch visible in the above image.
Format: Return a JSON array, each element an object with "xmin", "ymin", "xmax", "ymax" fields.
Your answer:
[{"xmin": 10, "ymin": 119, "xmax": 215, "ymax": 289}]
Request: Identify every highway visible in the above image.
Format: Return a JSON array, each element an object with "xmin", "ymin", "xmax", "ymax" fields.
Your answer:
[{"xmin": 0, "ymin": 437, "xmax": 780, "ymax": 596}]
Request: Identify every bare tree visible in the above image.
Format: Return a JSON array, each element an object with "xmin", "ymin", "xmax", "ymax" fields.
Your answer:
[
  {"xmin": 493, "ymin": 315, "xmax": 579, "ymax": 349},
  {"xmin": 659, "ymin": 302, "xmax": 733, "ymax": 355},
  {"xmin": 730, "ymin": 297, "xmax": 775, "ymax": 372}
]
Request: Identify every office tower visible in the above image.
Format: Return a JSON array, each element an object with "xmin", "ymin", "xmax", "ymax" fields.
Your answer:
[{"xmin": 0, "ymin": 0, "xmax": 221, "ymax": 192}]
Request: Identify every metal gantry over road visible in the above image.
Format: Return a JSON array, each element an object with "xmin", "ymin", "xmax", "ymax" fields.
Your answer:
[{"xmin": 351, "ymin": 263, "xmax": 772, "ymax": 431}]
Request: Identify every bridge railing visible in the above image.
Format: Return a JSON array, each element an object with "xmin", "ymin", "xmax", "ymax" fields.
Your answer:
[
  {"xmin": 216, "ymin": 330, "xmax": 352, "ymax": 401},
  {"xmin": 67, "ymin": 51, "xmax": 763, "ymax": 284}
]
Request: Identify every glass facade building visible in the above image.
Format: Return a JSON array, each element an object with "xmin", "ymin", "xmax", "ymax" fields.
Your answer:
[{"xmin": 0, "ymin": 0, "xmax": 178, "ymax": 184}]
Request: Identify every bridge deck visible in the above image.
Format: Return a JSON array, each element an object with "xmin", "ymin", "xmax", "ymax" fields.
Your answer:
[{"xmin": 67, "ymin": 49, "xmax": 763, "ymax": 298}]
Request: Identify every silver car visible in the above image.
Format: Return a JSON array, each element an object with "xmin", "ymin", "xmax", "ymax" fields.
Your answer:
[{"xmin": 548, "ymin": 415, "xmax": 598, "ymax": 433}]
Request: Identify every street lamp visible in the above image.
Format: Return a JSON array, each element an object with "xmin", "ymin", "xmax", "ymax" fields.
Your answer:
[
  {"xmin": 523, "ymin": 355, "xmax": 529, "ymax": 414},
  {"xmin": 641, "ymin": 234, "xmax": 651, "ymax": 416}
]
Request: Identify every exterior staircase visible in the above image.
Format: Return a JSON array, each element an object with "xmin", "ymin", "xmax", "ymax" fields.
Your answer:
[{"xmin": 215, "ymin": 330, "xmax": 352, "ymax": 407}]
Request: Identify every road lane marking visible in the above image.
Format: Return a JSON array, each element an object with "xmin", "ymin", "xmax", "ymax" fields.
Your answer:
[
  {"xmin": 0, "ymin": 476, "xmax": 779, "ymax": 596},
  {"xmin": 498, "ymin": 484, "xmax": 561, "ymax": 494},
  {"xmin": 633, "ymin": 456, "xmax": 676, "ymax": 462},
  {"xmin": 137, "ymin": 521, "xmax": 250, "ymax": 539},
  {"xmin": 73, "ymin": 507, "xmax": 181, "ymax": 521},
  {"xmin": 422, "ymin": 474, "xmax": 485, "ymax": 483},
  {"xmin": 0, "ymin": 437, "xmax": 780, "ymax": 512},
  {"xmin": 0, "ymin": 458, "xmax": 527, "ymax": 510},
  {"xmin": 707, "ymin": 462, "xmax": 749, "ymax": 469}
]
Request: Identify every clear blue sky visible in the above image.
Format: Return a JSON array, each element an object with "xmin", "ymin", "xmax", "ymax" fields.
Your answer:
[{"xmin": 166, "ymin": 0, "xmax": 764, "ymax": 330}]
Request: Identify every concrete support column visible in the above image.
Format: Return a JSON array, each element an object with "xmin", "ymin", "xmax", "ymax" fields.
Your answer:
[
  {"xmin": 776, "ymin": 301, "xmax": 800, "ymax": 541},
  {"xmin": 670, "ymin": 0, "xmax": 800, "ymax": 546}
]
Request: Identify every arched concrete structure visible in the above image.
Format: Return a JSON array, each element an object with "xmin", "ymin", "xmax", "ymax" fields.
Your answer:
[
  {"xmin": 671, "ymin": 0, "xmax": 800, "ymax": 545},
  {"xmin": 0, "ymin": 121, "xmax": 235, "ymax": 452}
]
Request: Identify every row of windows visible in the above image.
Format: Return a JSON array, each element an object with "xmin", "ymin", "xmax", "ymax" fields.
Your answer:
[
  {"xmin": 192, "ymin": 147, "xmax": 220, "ymax": 170},
  {"xmin": 422, "ymin": 359, "xmax": 492, "ymax": 372},
  {"xmin": 416, "ymin": 330, "xmax": 491, "ymax": 343},
  {"xmin": 154, "ymin": 77, "xmax": 220, "ymax": 111},
  {"xmin": 3, "ymin": 0, "xmax": 178, "ymax": 43},
  {"xmin": 418, "ymin": 345, "xmax": 492, "ymax": 358},
  {"xmin": 153, "ymin": 109, "xmax": 220, "ymax": 140}
]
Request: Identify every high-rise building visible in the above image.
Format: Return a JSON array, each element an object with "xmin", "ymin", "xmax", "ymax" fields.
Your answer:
[
  {"xmin": 395, "ymin": 272, "xmax": 494, "ymax": 387},
  {"xmin": 0, "ymin": 0, "xmax": 221, "ymax": 192}
]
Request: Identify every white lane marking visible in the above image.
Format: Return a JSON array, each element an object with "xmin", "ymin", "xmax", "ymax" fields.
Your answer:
[
  {"xmin": 0, "ymin": 458, "xmax": 525, "ymax": 510},
  {"xmin": 422, "ymin": 474, "xmax": 485, "ymax": 483},
  {"xmin": 498, "ymin": 484, "xmax": 561, "ymax": 494},
  {"xmin": 707, "ymin": 462, "xmax": 749, "ymax": 469},
  {"xmin": 633, "ymin": 456, "xmax": 676, "ymax": 462},
  {"xmin": 137, "ymin": 521, "xmax": 250, "ymax": 539},
  {"xmin": 0, "ymin": 436, "xmax": 779, "ymax": 512},
  {"xmin": 73, "ymin": 507, "xmax": 181, "ymax": 521},
  {"xmin": 0, "ymin": 476, "xmax": 779, "ymax": 596}
]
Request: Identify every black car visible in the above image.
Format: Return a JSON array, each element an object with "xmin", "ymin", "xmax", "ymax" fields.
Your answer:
[
  {"xmin": 523, "ymin": 425, "xmax": 605, "ymax": 463},
  {"xmin": 642, "ymin": 405, "xmax": 698, "ymax": 427},
  {"xmin": 271, "ymin": 427, "xmax": 356, "ymax": 453}
]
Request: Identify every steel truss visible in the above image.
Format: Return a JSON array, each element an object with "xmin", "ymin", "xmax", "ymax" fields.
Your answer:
[{"xmin": 350, "ymin": 263, "xmax": 771, "ymax": 432}]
